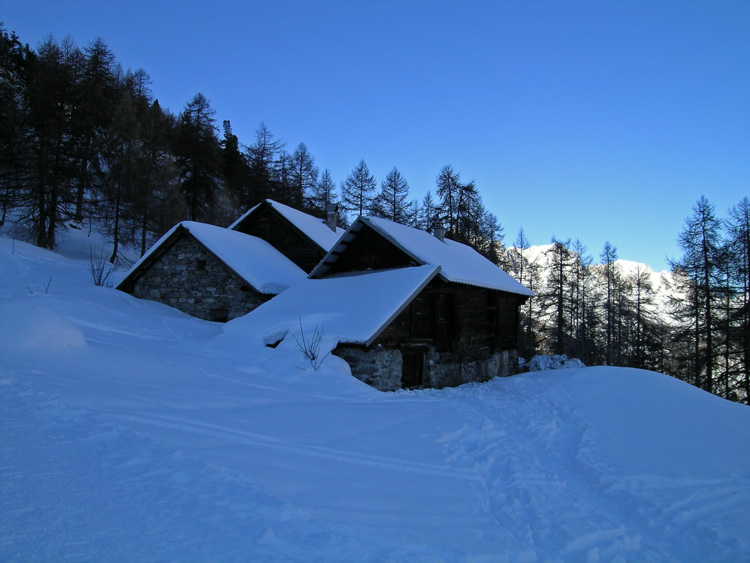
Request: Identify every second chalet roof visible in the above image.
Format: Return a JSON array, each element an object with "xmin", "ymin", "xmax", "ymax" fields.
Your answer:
[
  {"xmin": 220, "ymin": 265, "xmax": 441, "ymax": 349},
  {"xmin": 313, "ymin": 216, "xmax": 534, "ymax": 297},
  {"xmin": 118, "ymin": 221, "xmax": 306, "ymax": 294},
  {"xmin": 229, "ymin": 199, "xmax": 345, "ymax": 252}
]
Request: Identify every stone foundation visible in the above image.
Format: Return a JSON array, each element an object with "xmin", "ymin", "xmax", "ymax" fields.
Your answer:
[
  {"xmin": 333, "ymin": 345, "xmax": 404, "ymax": 391},
  {"xmin": 335, "ymin": 344, "xmax": 518, "ymax": 392},
  {"xmin": 423, "ymin": 348, "xmax": 517, "ymax": 389},
  {"xmin": 131, "ymin": 235, "xmax": 268, "ymax": 322}
]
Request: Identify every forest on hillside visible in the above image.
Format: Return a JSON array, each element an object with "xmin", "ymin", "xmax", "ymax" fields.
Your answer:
[{"xmin": 1, "ymin": 28, "xmax": 748, "ymax": 404}]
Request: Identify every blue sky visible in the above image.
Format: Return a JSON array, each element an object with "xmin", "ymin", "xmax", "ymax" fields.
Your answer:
[{"xmin": 3, "ymin": 0, "xmax": 748, "ymax": 270}]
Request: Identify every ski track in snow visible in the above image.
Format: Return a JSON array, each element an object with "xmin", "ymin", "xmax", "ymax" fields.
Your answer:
[
  {"xmin": 107, "ymin": 412, "xmax": 482, "ymax": 482},
  {"xmin": 0, "ymin": 376, "xmax": 390, "ymax": 562},
  {"xmin": 438, "ymin": 379, "xmax": 750, "ymax": 561}
]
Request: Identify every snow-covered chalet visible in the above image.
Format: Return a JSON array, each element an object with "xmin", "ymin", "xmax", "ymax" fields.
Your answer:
[
  {"xmin": 230, "ymin": 199, "xmax": 344, "ymax": 272},
  {"xmin": 234, "ymin": 216, "xmax": 534, "ymax": 390},
  {"xmin": 116, "ymin": 222, "xmax": 306, "ymax": 322},
  {"xmin": 117, "ymin": 200, "xmax": 344, "ymax": 322}
]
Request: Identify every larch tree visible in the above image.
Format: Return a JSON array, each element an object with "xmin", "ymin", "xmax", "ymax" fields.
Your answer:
[
  {"xmin": 670, "ymin": 196, "xmax": 722, "ymax": 393},
  {"xmin": 341, "ymin": 159, "xmax": 376, "ymax": 218},
  {"xmin": 174, "ymin": 93, "xmax": 221, "ymax": 222},
  {"xmin": 601, "ymin": 241, "xmax": 619, "ymax": 365},
  {"xmin": 370, "ymin": 167, "xmax": 410, "ymax": 224},
  {"xmin": 309, "ymin": 168, "xmax": 338, "ymax": 217},
  {"xmin": 726, "ymin": 197, "xmax": 750, "ymax": 402},
  {"xmin": 246, "ymin": 122, "xmax": 284, "ymax": 206},
  {"xmin": 289, "ymin": 142, "xmax": 318, "ymax": 210}
]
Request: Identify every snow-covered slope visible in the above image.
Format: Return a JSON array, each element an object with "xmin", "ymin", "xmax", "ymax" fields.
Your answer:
[{"xmin": 1, "ymin": 234, "xmax": 749, "ymax": 561}]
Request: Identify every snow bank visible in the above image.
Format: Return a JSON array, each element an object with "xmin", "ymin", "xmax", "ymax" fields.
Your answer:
[
  {"xmin": 524, "ymin": 354, "xmax": 586, "ymax": 371},
  {"xmin": 0, "ymin": 301, "xmax": 87, "ymax": 352}
]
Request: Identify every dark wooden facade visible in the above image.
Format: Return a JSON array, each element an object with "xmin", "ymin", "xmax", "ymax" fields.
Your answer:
[
  {"xmin": 373, "ymin": 279, "xmax": 524, "ymax": 387},
  {"xmin": 318, "ymin": 220, "xmax": 529, "ymax": 389},
  {"xmin": 233, "ymin": 202, "xmax": 328, "ymax": 272}
]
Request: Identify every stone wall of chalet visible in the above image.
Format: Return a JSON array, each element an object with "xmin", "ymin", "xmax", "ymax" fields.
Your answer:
[
  {"xmin": 334, "ymin": 344, "xmax": 518, "ymax": 392},
  {"xmin": 423, "ymin": 348, "xmax": 517, "ymax": 389},
  {"xmin": 131, "ymin": 235, "xmax": 267, "ymax": 322},
  {"xmin": 334, "ymin": 345, "xmax": 404, "ymax": 391}
]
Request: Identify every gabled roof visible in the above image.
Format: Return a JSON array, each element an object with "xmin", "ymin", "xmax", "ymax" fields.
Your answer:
[
  {"xmin": 220, "ymin": 265, "xmax": 441, "ymax": 348},
  {"xmin": 313, "ymin": 216, "xmax": 534, "ymax": 297},
  {"xmin": 229, "ymin": 199, "xmax": 345, "ymax": 252},
  {"xmin": 117, "ymin": 221, "xmax": 306, "ymax": 295}
]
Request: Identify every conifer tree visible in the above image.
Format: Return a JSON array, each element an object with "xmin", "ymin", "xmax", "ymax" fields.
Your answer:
[
  {"xmin": 370, "ymin": 167, "xmax": 410, "ymax": 224},
  {"xmin": 246, "ymin": 122, "xmax": 284, "ymax": 206},
  {"xmin": 341, "ymin": 159, "xmax": 376, "ymax": 218},
  {"xmin": 670, "ymin": 196, "xmax": 722, "ymax": 393},
  {"xmin": 309, "ymin": 169, "xmax": 338, "ymax": 216},
  {"xmin": 174, "ymin": 93, "xmax": 221, "ymax": 221},
  {"xmin": 289, "ymin": 142, "xmax": 318, "ymax": 210}
]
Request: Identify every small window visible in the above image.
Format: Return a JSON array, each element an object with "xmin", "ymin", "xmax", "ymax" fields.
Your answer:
[{"xmin": 196, "ymin": 259, "xmax": 207, "ymax": 271}]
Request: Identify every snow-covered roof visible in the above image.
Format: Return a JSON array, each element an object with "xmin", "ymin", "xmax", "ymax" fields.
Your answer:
[
  {"xmin": 229, "ymin": 199, "xmax": 345, "ymax": 252},
  {"xmin": 315, "ymin": 217, "xmax": 534, "ymax": 297},
  {"xmin": 118, "ymin": 221, "xmax": 306, "ymax": 294},
  {"xmin": 222, "ymin": 265, "xmax": 441, "ymax": 348}
]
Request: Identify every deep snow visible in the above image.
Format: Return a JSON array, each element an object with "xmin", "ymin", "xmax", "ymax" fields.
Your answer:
[{"xmin": 1, "ymin": 232, "xmax": 749, "ymax": 562}]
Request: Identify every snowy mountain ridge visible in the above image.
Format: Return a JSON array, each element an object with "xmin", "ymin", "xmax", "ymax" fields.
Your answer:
[{"xmin": 507, "ymin": 243, "xmax": 679, "ymax": 318}]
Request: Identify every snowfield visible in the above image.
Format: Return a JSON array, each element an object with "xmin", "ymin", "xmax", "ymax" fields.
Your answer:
[{"xmin": 1, "ymin": 233, "xmax": 749, "ymax": 562}]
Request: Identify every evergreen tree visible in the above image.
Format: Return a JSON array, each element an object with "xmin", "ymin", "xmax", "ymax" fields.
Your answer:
[
  {"xmin": 670, "ymin": 196, "xmax": 722, "ymax": 393},
  {"xmin": 601, "ymin": 241, "xmax": 619, "ymax": 365},
  {"xmin": 220, "ymin": 120, "xmax": 251, "ymax": 215},
  {"xmin": 99, "ymin": 90, "xmax": 140, "ymax": 263},
  {"xmin": 509, "ymin": 228, "xmax": 542, "ymax": 358},
  {"xmin": 726, "ymin": 197, "xmax": 750, "ymax": 402},
  {"xmin": 309, "ymin": 168, "xmax": 338, "ymax": 216},
  {"xmin": 246, "ymin": 122, "xmax": 283, "ymax": 206},
  {"xmin": 0, "ymin": 26, "xmax": 33, "ymax": 228},
  {"xmin": 569, "ymin": 239, "xmax": 594, "ymax": 363},
  {"xmin": 135, "ymin": 99, "xmax": 174, "ymax": 254},
  {"xmin": 24, "ymin": 35, "xmax": 78, "ymax": 248},
  {"xmin": 543, "ymin": 238, "xmax": 573, "ymax": 355},
  {"xmin": 436, "ymin": 165, "xmax": 460, "ymax": 233},
  {"xmin": 174, "ymin": 93, "xmax": 221, "ymax": 221},
  {"xmin": 341, "ymin": 159, "xmax": 376, "ymax": 218},
  {"xmin": 370, "ymin": 167, "xmax": 410, "ymax": 224},
  {"xmin": 418, "ymin": 190, "xmax": 439, "ymax": 231},
  {"xmin": 289, "ymin": 142, "xmax": 318, "ymax": 210},
  {"xmin": 71, "ymin": 37, "xmax": 118, "ymax": 224}
]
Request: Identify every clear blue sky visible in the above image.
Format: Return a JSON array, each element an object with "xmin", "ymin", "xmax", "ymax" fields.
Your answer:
[{"xmin": 3, "ymin": 0, "xmax": 748, "ymax": 270}]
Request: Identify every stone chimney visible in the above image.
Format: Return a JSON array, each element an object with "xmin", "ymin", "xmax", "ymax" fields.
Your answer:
[
  {"xmin": 326, "ymin": 203, "xmax": 339, "ymax": 232},
  {"xmin": 432, "ymin": 223, "xmax": 446, "ymax": 242}
]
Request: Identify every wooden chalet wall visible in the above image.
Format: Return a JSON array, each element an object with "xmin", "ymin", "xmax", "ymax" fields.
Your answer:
[
  {"xmin": 316, "ymin": 222, "xmax": 417, "ymax": 276},
  {"xmin": 234, "ymin": 204, "xmax": 326, "ymax": 272},
  {"xmin": 375, "ymin": 279, "xmax": 523, "ymax": 357}
]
